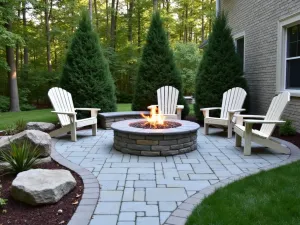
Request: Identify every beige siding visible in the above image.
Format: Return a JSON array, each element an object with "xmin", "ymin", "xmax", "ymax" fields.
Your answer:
[{"xmin": 222, "ymin": 0, "xmax": 300, "ymax": 131}]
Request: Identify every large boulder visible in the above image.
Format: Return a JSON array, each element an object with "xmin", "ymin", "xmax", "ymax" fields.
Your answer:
[
  {"xmin": 26, "ymin": 122, "xmax": 55, "ymax": 132},
  {"xmin": 11, "ymin": 169, "xmax": 76, "ymax": 205},
  {"xmin": 0, "ymin": 130, "xmax": 51, "ymax": 157}
]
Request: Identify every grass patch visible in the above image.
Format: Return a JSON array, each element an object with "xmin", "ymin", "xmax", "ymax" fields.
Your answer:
[
  {"xmin": 186, "ymin": 160, "xmax": 300, "ymax": 225},
  {"xmin": 0, "ymin": 103, "xmax": 194, "ymax": 130}
]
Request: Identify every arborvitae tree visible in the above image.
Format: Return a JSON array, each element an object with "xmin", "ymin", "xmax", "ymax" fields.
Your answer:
[
  {"xmin": 60, "ymin": 11, "xmax": 116, "ymax": 112},
  {"xmin": 132, "ymin": 12, "xmax": 189, "ymax": 117},
  {"xmin": 194, "ymin": 13, "xmax": 249, "ymax": 120}
]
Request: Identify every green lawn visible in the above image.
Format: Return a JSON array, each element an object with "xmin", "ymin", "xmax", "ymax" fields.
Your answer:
[
  {"xmin": 0, "ymin": 103, "xmax": 194, "ymax": 130},
  {"xmin": 186, "ymin": 160, "xmax": 300, "ymax": 225}
]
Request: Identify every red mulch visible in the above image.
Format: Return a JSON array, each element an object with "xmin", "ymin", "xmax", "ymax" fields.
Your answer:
[{"xmin": 0, "ymin": 161, "xmax": 83, "ymax": 225}]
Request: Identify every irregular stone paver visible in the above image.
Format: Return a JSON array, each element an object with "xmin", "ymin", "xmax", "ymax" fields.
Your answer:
[{"xmin": 54, "ymin": 127, "xmax": 300, "ymax": 225}]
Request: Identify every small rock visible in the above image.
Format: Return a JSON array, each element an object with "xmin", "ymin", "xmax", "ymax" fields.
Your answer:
[
  {"xmin": 0, "ymin": 130, "xmax": 51, "ymax": 157},
  {"xmin": 57, "ymin": 209, "xmax": 63, "ymax": 214},
  {"xmin": 11, "ymin": 169, "xmax": 76, "ymax": 205},
  {"xmin": 26, "ymin": 122, "xmax": 55, "ymax": 132}
]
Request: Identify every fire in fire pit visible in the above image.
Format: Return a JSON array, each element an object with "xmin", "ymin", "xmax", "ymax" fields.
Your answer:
[{"xmin": 130, "ymin": 106, "xmax": 181, "ymax": 129}]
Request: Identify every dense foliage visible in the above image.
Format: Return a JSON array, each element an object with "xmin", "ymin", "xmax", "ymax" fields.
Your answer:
[
  {"xmin": 132, "ymin": 12, "xmax": 189, "ymax": 117},
  {"xmin": 0, "ymin": 0, "xmax": 215, "ymax": 107},
  {"xmin": 174, "ymin": 43, "xmax": 202, "ymax": 95},
  {"xmin": 60, "ymin": 11, "xmax": 116, "ymax": 112},
  {"xmin": 194, "ymin": 13, "xmax": 248, "ymax": 120},
  {"xmin": 279, "ymin": 120, "xmax": 297, "ymax": 136}
]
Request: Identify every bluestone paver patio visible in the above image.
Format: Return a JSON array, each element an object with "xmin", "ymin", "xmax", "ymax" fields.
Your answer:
[{"xmin": 54, "ymin": 127, "xmax": 299, "ymax": 225}]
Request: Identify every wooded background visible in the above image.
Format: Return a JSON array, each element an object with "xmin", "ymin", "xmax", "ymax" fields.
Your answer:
[{"xmin": 0, "ymin": 0, "xmax": 215, "ymax": 109}]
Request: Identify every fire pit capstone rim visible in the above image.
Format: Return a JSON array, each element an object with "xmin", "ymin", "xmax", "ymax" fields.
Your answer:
[{"xmin": 111, "ymin": 119, "xmax": 200, "ymax": 135}]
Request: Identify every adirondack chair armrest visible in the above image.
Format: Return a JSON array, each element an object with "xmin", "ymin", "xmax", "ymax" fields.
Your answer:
[
  {"xmin": 228, "ymin": 109, "xmax": 245, "ymax": 113},
  {"xmin": 51, "ymin": 111, "xmax": 76, "ymax": 116},
  {"xmin": 176, "ymin": 105, "xmax": 184, "ymax": 109},
  {"xmin": 235, "ymin": 115, "xmax": 266, "ymax": 125},
  {"xmin": 175, "ymin": 105, "xmax": 184, "ymax": 120},
  {"xmin": 75, "ymin": 108, "xmax": 101, "ymax": 111},
  {"xmin": 147, "ymin": 105, "xmax": 158, "ymax": 109},
  {"xmin": 244, "ymin": 119, "xmax": 285, "ymax": 124},
  {"xmin": 200, "ymin": 107, "xmax": 221, "ymax": 118}
]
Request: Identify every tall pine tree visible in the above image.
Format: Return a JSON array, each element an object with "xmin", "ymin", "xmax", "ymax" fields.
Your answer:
[
  {"xmin": 132, "ymin": 12, "xmax": 189, "ymax": 117},
  {"xmin": 61, "ymin": 11, "xmax": 116, "ymax": 112},
  {"xmin": 194, "ymin": 13, "xmax": 248, "ymax": 120}
]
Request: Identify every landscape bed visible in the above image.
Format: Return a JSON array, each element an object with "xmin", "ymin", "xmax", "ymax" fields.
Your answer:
[{"xmin": 0, "ymin": 161, "xmax": 83, "ymax": 225}]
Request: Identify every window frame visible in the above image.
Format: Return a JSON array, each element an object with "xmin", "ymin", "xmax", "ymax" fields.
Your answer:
[
  {"xmin": 233, "ymin": 31, "xmax": 246, "ymax": 72},
  {"xmin": 277, "ymin": 12, "xmax": 300, "ymax": 97}
]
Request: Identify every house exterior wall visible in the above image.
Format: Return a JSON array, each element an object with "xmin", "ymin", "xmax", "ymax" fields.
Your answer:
[{"xmin": 221, "ymin": 0, "xmax": 300, "ymax": 131}]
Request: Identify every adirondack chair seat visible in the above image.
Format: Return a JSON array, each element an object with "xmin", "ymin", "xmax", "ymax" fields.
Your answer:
[
  {"xmin": 234, "ymin": 92, "xmax": 290, "ymax": 156},
  {"xmin": 149, "ymin": 86, "xmax": 184, "ymax": 120},
  {"xmin": 201, "ymin": 87, "xmax": 247, "ymax": 138},
  {"xmin": 48, "ymin": 87, "xmax": 100, "ymax": 142}
]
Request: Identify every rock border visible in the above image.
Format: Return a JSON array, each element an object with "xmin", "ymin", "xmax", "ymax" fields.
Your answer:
[
  {"xmin": 51, "ymin": 139, "xmax": 100, "ymax": 225},
  {"xmin": 163, "ymin": 139, "xmax": 300, "ymax": 225}
]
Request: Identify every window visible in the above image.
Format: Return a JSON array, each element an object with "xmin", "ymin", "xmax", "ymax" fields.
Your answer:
[
  {"xmin": 286, "ymin": 24, "xmax": 300, "ymax": 89},
  {"xmin": 233, "ymin": 32, "xmax": 245, "ymax": 71},
  {"xmin": 277, "ymin": 13, "xmax": 300, "ymax": 96}
]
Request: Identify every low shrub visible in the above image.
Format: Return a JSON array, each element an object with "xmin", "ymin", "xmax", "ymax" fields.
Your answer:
[
  {"xmin": 279, "ymin": 119, "xmax": 297, "ymax": 136},
  {"xmin": 4, "ymin": 119, "xmax": 26, "ymax": 135},
  {"xmin": 0, "ymin": 184, "xmax": 7, "ymax": 208},
  {"xmin": 0, "ymin": 96, "xmax": 10, "ymax": 112},
  {"xmin": 0, "ymin": 141, "xmax": 40, "ymax": 174}
]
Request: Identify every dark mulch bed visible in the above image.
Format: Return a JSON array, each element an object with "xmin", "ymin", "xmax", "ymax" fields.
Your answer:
[
  {"xmin": 0, "ymin": 161, "xmax": 83, "ymax": 225},
  {"xmin": 130, "ymin": 121, "xmax": 182, "ymax": 129}
]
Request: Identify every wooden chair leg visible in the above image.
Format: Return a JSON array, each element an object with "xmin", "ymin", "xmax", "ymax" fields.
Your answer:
[
  {"xmin": 204, "ymin": 123, "xmax": 209, "ymax": 135},
  {"xmin": 244, "ymin": 123, "xmax": 252, "ymax": 155},
  {"xmin": 227, "ymin": 122, "xmax": 233, "ymax": 138},
  {"xmin": 235, "ymin": 134, "xmax": 242, "ymax": 147},
  {"xmin": 71, "ymin": 122, "xmax": 77, "ymax": 142},
  {"xmin": 92, "ymin": 124, "xmax": 97, "ymax": 136}
]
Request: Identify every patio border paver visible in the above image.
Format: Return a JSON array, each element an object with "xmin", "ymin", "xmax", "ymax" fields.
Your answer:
[
  {"xmin": 163, "ymin": 138, "xmax": 300, "ymax": 225},
  {"xmin": 51, "ymin": 139, "xmax": 101, "ymax": 225}
]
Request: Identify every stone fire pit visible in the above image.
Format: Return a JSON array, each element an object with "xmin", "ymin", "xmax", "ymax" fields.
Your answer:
[{"xmin": 111, "ymin": 119, "xmax": 200, "ymax": 156}]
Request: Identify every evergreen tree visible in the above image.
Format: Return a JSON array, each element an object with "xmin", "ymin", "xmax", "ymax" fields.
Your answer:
[
  {"xmin": 61, "ymin": 11, "xmax": 116, "ymax": 112},
  {"xmin": 132, "ymin": 12, "xmax": 189, "ymax": 117},
  {"xmin": 194, "ymin": 13, "xmax": 248, "ymax": 120}
]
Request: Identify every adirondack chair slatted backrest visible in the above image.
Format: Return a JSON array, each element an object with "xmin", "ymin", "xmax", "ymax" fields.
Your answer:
[
  {"xmin": 220, "ymin": 87, "xmax": 247, "ymax": 119},
  {"xmin": 48, "ymin": 87, "xmax": 75, "ymax": 126},
  {"xmin": 157, "ymin": 86, "xmax": 179, "ymax": 115},
  {"xmin": 260, "ymin": 92, "xmax": 290, "ymax": 138}
]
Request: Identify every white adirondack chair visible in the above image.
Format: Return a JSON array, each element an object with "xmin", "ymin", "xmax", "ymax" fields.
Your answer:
[
  {"xmin": 48, "ymin": 87, "xmax": 100, "ymax": 142},
  {"xmin": 148, "ymin": 86, "xmax": 184, "ymax": 120},
  {"xmin": 200, "ymin": 87, "xmax": 247, "ymax": 138},
  {"xmin": 234, "ymin": 92, "xmax": 290, "ymax": 156}
]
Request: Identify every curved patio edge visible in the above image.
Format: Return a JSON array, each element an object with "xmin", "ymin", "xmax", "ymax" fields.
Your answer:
[
  {"xmin": 163, "ymin": 139, "xmax": 300, "ymax": 225},
  {"xmin": 51, "ymin": 139, "xmax": 100, "ymax": 225}
]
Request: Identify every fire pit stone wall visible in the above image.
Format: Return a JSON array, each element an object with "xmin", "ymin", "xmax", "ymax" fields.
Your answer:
[{"xmin": 112, "ymin": 119, "xmax": 200, "ymax": 156}]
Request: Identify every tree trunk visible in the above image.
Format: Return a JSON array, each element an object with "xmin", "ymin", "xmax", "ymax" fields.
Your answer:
[
  {"xmin": 6, "ymin": 21, "xmax": 20, "ymax": 112},
  {"xmin": 45, "ymin": 0, "xmax": 52, "ymax": 72},
  {"xmin": 23, "ymin": 0, "xmax": 29, "ymax": 77},
  {"xmin": 113, "ymin": 0, "xmax": 119, "ymax": 49},
  {"xmin": 110, "ymin": 0, "xmax": 116, "ymax": 48},
  {"xmin": 137, "ymin": 1, "xmax": 141, "ymax": 48},
  {"xmin": 106, "ymin": 0, "xmax": 109, "ymax": 40},
  {"xmin": 89, "ymin": 0, "xmax": 92, "ymax": 22},
  {"xmin": 16, "ymin": 6, "xmax": 21, "ymax": 71},
  {"xmin": 94, "ymin": 0, "xmax": 99, "ymax": 33},
  {"xmin": 153, "ymin": 0, "xmax": 158, "ymax": 11},
  {"xmin": 128, "ymin": 0, "xmax": 133, "ymax": 43},
  {"xmin": 201, "ymin": 0, "xmax": 205, "ymax": 42},
  {"xmin": 184, "ymin": 3, "xmax": 188, "ymax": 43}
]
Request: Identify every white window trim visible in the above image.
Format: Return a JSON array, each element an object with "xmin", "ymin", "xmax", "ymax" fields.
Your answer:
[
  {"xmin": 233, "ymin": 31, "xmax": 246, "ymax": 72},
  {"xmin": 276, "ymin": 12, "xmax": 300, "ymax": 97}
]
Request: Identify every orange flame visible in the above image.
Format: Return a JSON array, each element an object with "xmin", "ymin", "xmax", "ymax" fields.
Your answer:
[{"xmin": 141, "ymin": 106, "xmax": 165, "ymax": 128}]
